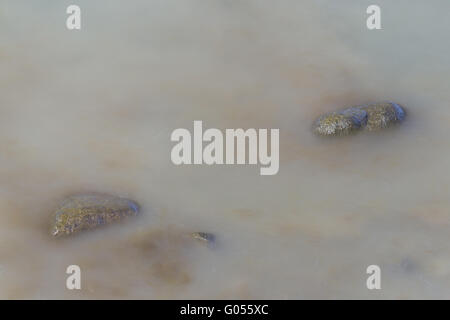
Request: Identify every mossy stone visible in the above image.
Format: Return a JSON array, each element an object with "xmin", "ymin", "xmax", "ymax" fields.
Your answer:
[{"xmin": 51, "ymin": 193, "xmax": 139, "ymax": 237}]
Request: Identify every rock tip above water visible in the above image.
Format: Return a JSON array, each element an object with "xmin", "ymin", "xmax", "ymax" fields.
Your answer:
[
  {"xmin": 313, "ymin": 101, "xmax": 406, "ymax": 136},
  {"xmin": 313, "ymin": 107, "xmax": 368, "ymax": 136},
  {"xmin": 50, "ymin": 193, "xmax": 140, "ymax": 237},
  {"xmin": 361, "ymin": 101, "xmax": 406, "ymax": 131}
]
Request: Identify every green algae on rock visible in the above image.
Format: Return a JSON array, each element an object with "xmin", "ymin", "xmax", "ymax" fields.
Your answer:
[
  {"xmin": 313, "ymin": 107, "xmax": 368, "ymax": 136},
  {"xmin": 361, "ymin": 102, "xmax": 406, "ymax": 131},
  {"xmin": 313, "ymin": 102, "xmax": 406, "ymax": 136},
  {"xmin": 51, "ymin": 193, "xmax": 140, "ymax": 237}
]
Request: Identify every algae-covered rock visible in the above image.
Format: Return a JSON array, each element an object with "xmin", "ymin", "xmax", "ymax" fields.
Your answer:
[
  {"xmin": 51, "ymin": 193, "xmax": 139, "ymax": 237},
  {"xmin": 361, "ymin": 102, "xmax": 406, "ymax": 131},
  {"xmin": 313, "ymin": 107, "xmax": 368, "ymax": 136},
  {"xmin": 313, "ymin": 102, "xmax": 406, "ymax": 136}
]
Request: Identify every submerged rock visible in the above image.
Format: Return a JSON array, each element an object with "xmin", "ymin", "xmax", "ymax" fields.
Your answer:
[
  {"xmin": 313, "ymin": 107, "xmax": 368, "ymax": 136},
  {"xmin": 191, "ymin": 232, "xmax": 216, "ymax": 248},
  {"xmin": 313, "ymin": 102, "xmax": 406, "ymax": 136},
  {"xmin": 51, "ymin": 193, "xmax": 139, "ymax": 237}
]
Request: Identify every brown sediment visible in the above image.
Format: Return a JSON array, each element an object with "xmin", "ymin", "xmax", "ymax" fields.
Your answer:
[{"xmin": 125, "ymin": 228, "xmax": 196, "ymax": 286}]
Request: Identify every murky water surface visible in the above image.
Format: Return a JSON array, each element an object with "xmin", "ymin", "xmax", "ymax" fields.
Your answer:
[{"xmin": 1, "ymin": 0, "xmax": 450, "ymax": 299}]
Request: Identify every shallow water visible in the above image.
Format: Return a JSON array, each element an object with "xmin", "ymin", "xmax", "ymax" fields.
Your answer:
[{"xmin": 1, "ymin": 0, "xmax": 450, "ymax": 299}]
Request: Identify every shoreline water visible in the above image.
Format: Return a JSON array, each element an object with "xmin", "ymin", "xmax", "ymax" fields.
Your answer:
[{"xmin": 0, "ymin": 0, "xmax": 449, "ymax": 299}]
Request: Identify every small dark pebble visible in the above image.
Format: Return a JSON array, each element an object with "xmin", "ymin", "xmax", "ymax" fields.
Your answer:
[{"xmin": 191, "ymin": 232, "xmax": 216, "ymax": 248}]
